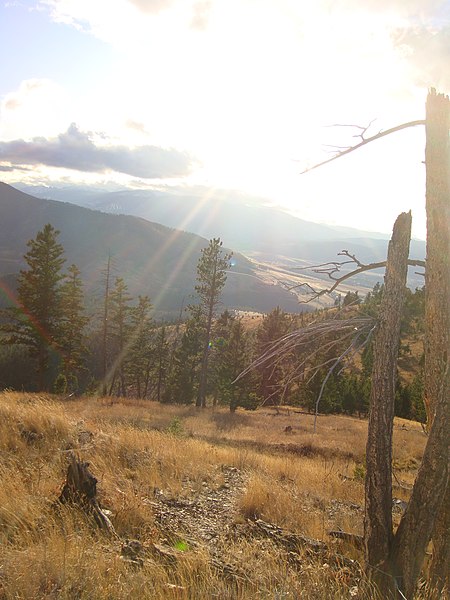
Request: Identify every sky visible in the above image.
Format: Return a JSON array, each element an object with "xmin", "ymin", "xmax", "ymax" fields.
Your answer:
[{"xmin": 0, "ymin": 0, "xmax": 449, "ymax": 240}]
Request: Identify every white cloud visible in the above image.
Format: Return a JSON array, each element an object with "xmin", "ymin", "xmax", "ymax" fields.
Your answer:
[
  {"xmin": 393, "ymin": 25, "xmax": 450, "ymax": 92},
  {"xmin": 129, "ymin": 0, "xmax": 174, "ymax": 14},
  {"xmin": 0, "ymin": 79, "xmax": 71, "ymax": 140}
]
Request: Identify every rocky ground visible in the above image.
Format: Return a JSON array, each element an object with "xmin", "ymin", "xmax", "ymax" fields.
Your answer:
[{"xmin": 152, "ymin": 465, "xmax": 246, "ymax": 548}]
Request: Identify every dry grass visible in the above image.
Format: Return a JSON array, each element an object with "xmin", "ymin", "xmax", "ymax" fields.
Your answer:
[{"xmin": 0, "ymin": 391, "xmax": 428, "ymax": 599}]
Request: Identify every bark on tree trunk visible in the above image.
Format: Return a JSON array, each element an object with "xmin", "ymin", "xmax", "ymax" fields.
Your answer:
[
  {"xmin": 423, "ymin": 88, "xmax": 450, "ymax": 597},
  {"xmin": 390, "ymin": 365, "xmax": 449, "ymax": 599},
  {"xmin": 197, "ymin": 271, "xmax": 217, "ymax": 408},
  {"xmin": 101, "ymin": 255, "xmax": 111, "ymax": 397},
  {"xmin": 364, "ymin": 211, "xmax": 412, "ymax": 596}
]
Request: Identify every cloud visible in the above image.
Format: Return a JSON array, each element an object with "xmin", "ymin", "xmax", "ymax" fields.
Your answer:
[
  {"xmin": 0, "ymin": 165, "xmax": 30, "ymax": 172},
  {"xmin": 393, "ymin": 25, "xmax": 450, "ymax": 91},
  {"xmin": 0, "ymin": 124, "xmax": 195, "ymax": 179},
  {"xmin": 128, "ymin": 0, "xmax": 173, "ymax": 14},
  {"xmin": 190, "ymin": 0, "xmax": 212, "ymax": 31},
  {"xmin": 2, "ymin": 79, "xmax": 53, "ymax": 112},
  {"xmin": 125, "ymin": 119, "xmax": 150, "ymax": 135},
  {"xmin": 337, "ymin": 0, "xmax": 448, "ymax": 20}
]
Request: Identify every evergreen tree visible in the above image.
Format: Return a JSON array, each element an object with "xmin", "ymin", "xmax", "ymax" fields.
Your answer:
[
  {"xmin": 108, "ymin": 277, "xmax": 132, "ymax": 396},
  {"xmin": 100, "ymin": 254, "xmax": 113, "ymax": 396},
  {"xmin": 193, "ymin": 238, "xmax": 231, "ymax": 408},
  {"xmin": 409, "ymin": 369, "xmax": 426, "ymax": 422},
  {"xmin": 59, "ymin": 264, "xmax": 89, "ymax": 390},
  {"xmin": 164, "ymin": 311, "xmax": 202, "ymax": 404},
  {"xmin": 126, "ymin": 295, "xmax": 154, "ymax": 398},
  {"xmin": 343, "ymin": 290, "xmax": 361, "ymax": 306},
  {"xmin": 254, "ymin": 307, "xmax": 291, "ymax": 405},
  {"xmin": 2, "ymin": 224, "xmax": 66, "ymax": 389},
  {"xmin": 154, "ymin": 325, "xmax": 170, "ymax": 402},
  {"xmin": 210, "ymin": 310, "xmax": 254, "ymax": 411}
]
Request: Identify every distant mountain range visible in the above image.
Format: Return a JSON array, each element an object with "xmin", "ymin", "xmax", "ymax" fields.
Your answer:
[
  {"xmin": 14, "ymin": 182, "xmax": 426, "ymax": 292},
  {"xmin": 0, "ymin": 183, "xmax": 305, "ymax": 317}
]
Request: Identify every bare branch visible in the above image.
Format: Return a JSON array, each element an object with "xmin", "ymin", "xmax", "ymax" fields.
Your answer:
[
  {"xmin": 301, "ymin": 120, "xmax": 425, "ymax": 175},
  {"xmin": 314, "ymin": 342, "xmax": 358, "ymax": 433},
  {"xmin": 234, "ymin": 313, "xmax": 376, "ymax": 431},
  {"xmin": 234, "ymin": 316, "xmax": 374, "ymax": 383},
  {"xmin": 290, "ymin": 253, "xmax": 426, "ymax": 303}
]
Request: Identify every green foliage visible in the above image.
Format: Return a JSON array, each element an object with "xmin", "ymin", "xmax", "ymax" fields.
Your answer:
[
  {"xmin": 0, "ymin": 240, "xmax": 425, "ymax": 421},
  {"xmin": 193, "ymin": 238, "xmax": 232, "ymax": 319},
  {"xmin": 193, "ymin": 238, "xmax": 232, "ymax": 408},
  {"xmin": 343, "ymin": 290, "xmax": 361, "ymax": 306},
  {"xmin": 401, "ymin": 286, "xmax": 425, "ymax": 335},
  {"xmin": 163, "ymin": 314, "xmax": 202, "ymax": 404},
  {"xmin": 0, "ymin": 343, "xmax": 36, "ymax": 390},
  {"xmin": 209, "ymin": 311, "xmax": 254, "ymax": 412},
  {"xmin": 108, "ymin": 277, "xmax": 133, "ymax": 396},
  {"xmin": 59, "ymin": 264, "xmax": 89, "ymax": 380},
  {"xmin": 53, "ymin": 373, "xmax": 68, "ymax": 395},
  {"xmin": 409, "ymin": 370, "xmax": 426, "ymax": 422},
  {"xmin": 395, "ymin": 380, "xmax": 413, "ymax": 419},
  {"xmin": 353, "ymin": 462, "xmax": 366, "ymax": 481},
  {"xmin": 126, "ymin": 295, "xmax": 154, "ymax": 398},
  {"xmin": 363, "ymin": 282, "xmax": 384, "ymax": 316},
  {"xmin": 255, "ymin": 307, "xmax": 291, "ymax": 406},
  {"xmin": 394, "ymin": 371, "xmax": 426, "ymax": 422},
  {"xmin": 1, "ymin": 224, "xmax": 66, "ymax": 389},
  {"xmin": 166, "ymin": 417, "xmax": 185, "ymax": 437}
]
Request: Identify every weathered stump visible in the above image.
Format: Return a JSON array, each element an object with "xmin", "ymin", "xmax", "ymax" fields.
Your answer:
[{"xmin": 58, "ymin": 453, "xmax": 117, "ymax": 537}]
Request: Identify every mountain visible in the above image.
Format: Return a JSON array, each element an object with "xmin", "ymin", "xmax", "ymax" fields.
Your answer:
[
  {"xmin": 0, "ymin": 182, "xmax": 304, "ymax": 317},
  {"xmin": 15, "ymin": 183, "xmax": 425, "ymax": 262},
  {"xmin": 14, "ymin": 183, "xmax": 426, "ymax": 291}
]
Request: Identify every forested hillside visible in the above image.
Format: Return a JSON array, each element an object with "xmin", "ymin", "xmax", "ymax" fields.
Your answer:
[{"xmin": 0, "ymin": 221, "xmax": 426, "ymax": 422}]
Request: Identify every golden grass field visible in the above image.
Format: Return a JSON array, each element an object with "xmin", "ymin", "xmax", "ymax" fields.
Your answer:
[{"xmin": 0, "ymin": 392, "xmax": 428, "ymax": 599}]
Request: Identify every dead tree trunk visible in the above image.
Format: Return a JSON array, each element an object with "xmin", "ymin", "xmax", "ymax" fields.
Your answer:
[
  {"xmin": 364, "ymin": 211, "xmax": 412, "ymax": 596},
  {"xmin": 387, "ymin": 89, "xmax": 449, "ymax": 600},
  {"xmin": 390, "ymin": 367, "xmax": 448, "ymax": 598},
  {"xmin": 423, "ymin": 88, "xmax": 450, "ymax": 596}
]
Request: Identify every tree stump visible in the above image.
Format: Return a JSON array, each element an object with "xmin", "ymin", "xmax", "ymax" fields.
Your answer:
[{"xmin": 58, "ymin": 453, "xmax": 117, "ymax": 537}]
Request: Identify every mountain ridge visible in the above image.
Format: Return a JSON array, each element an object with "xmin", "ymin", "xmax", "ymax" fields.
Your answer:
[
  {"xmin": 11, "ymin": 182, "xmax": 425, "ymax": 293},
  {"xmin": 0, "ymin": 182, "xmax": 304, "ymax": 317}
]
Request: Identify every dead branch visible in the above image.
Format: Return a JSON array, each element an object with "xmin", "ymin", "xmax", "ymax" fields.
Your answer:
[
  {"xmin": 312, "ymin": 324, "xmax": 375, "ymax": 433},
  {"xmin": 235, "ymin": 316, "xmax": 374, "ymax": 383},
  {"xmin": 291, "ymin": 252, "xmax": 425, "ymax": 303},
  {"xmin": 301, "ymin": 119, "xmax": 425, "ymax": 175}
]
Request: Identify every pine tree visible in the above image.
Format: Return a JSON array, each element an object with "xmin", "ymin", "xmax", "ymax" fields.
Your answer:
[
  {"xmin": 154, "ymin": 325, "xmax": 170, "ymax": 402},
  {"xmin": 164, "ymin": 310, "xmax": 203, "ymax": 404},
  {"xmin": 2, "ymin": 224, "xmax": 66, "ymax": 389},
  {"xmin": 59, "ymin": 264, "xmax": 89, "ymax": 390},
  {"xmin": 210, "ymin": 310, "xmax": 254, "ymax": 411},
  {"xmin": 126, "ymin": 295, "xmax": 154, "ymax": 398},
  {"xmin": 100, "ymin": 254, "xmax": 113, "ymax": 396},
  {"xmin": 193, "ymin": 238, "xmax": 231, "ymax": 408},
  {"xmin": 255, "ymin": 307, "xmax": 291, "ymax": 406},
  {"xmin": 108, "ymin": 277, "xmax": 132, "ymax": 396}
]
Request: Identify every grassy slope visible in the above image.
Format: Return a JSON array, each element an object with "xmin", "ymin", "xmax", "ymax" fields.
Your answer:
[{"xmin": 0, "ymin": 392, "xmax": 427, "ymax": 599}]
